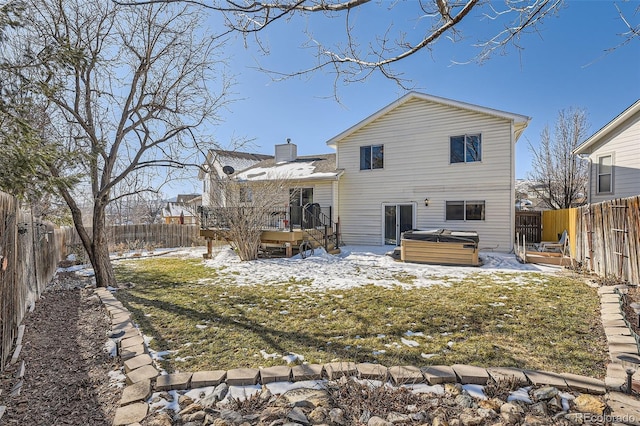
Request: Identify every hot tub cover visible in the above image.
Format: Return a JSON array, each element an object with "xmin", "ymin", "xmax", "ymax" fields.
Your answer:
[{"xmin": 402, "ymin": 229, "xmax": 479, "ymax": 245}]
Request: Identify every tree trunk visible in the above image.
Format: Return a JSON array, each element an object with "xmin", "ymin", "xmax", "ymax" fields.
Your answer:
[
  {"xmin": 91, "ymin": 234, "xmax": 116, "ymax": 288},
  {"xmin": 91, "ymin": 200, "xmax": 116, "ymax": 288},
  {"xmin": 66, "ymin": 204, "xmax": 116, "ymax": 288}
]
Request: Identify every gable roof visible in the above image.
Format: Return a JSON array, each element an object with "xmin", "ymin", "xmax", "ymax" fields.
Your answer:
[
  {"xmin": 162, "ymin": 202, "xmax": 197, "ymax": 218},
  {"xmin": 234, "ymin": 153, "xmax": 341, "ymax": 182},
  {"xmin": 573, "ymin": 99, "xmax": 640, "ymax": 155},
  {"xmin": 198, "ymin": 149, "xmax": 273, "ymax": 179},
  {"xmin": 326, "ymin": 92, "xmax": 531, "ymax": 148}
]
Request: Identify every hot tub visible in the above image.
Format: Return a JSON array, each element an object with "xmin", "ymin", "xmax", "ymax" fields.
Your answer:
[{"xmin": 400, "ymin": 229, "xmax": 480, "ymax": 266}]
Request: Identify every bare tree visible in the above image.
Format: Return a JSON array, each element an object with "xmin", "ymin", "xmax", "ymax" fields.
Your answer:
[
  {"xmin": 528, "ymin": 108, "xmax": 589, "ymax": 210},
  {"xmin": 3, "ymin": 0, "xmax": 231, "ymax": 287},
  {"xmin": 116, "ymin": 0, "xmax": 565, "ymax": 86},
  {"xmin": 134, "ymin": 192, "xmax": 166, "ymax": 225},
  {"xmin": 206, "ymin": 173, "xmax": 290, "ymax": 261}
]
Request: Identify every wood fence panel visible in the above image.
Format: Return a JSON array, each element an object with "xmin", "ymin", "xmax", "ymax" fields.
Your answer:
[
  {"xmin": 0, "ymin": 192, "xmax": 67, "ymax": 371},
  {"xmin": 541, "ymin": 208, "xmax": 578, "ymax": 257},
  {"xmin": 515, "ymin": 211, "xmax": 541, "ymax": 243},
  {"xmin": 629, "ymin": 197, "xmax": 640, "ymax": 281},
  {"xmin": 64, "ymin": 224, "xmax": 205, "ymax": 250},
  {"xmin": 574, "ymin": 195, "xmax": 640, "ymax": 283},
  {"xmin": 0, "ymin": 192, "xmax": 18, "ymax": 371}
]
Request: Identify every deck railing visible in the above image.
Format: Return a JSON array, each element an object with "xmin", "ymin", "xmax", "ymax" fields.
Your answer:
[
  {"xmin": 199, "ymin": 205, "xmax": 333, "ymax": 231},
  {"xmin": 199, "ymin": 205, "xmax": 340, "ymax": 251}
]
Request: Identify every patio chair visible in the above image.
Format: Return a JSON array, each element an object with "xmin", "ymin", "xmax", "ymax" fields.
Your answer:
[{"xmin": 536, "ymin": 230, "xmax": 570, "ymax": 256}]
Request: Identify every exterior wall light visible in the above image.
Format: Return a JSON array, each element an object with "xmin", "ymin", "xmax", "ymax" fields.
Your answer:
[{"xmin": 424, "ymin": 198, "xmax": 429, "ymax": 206}]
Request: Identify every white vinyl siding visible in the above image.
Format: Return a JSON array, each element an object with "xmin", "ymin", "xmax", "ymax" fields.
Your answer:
[
  {"xmin": 286, "ymin": 181, "xmax": 334, "ymax": 212},
  {"xmin": 586, "ymin": 110, "xmax": 640, "ymax": 203},
  {"xmin": 336, "ymin": 97, "xmax": 516, "ymax": 251}
]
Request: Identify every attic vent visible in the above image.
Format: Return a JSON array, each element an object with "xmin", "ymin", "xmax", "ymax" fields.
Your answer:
[{"xmin": 222, "ymin": 165, "xmax": 235, "ymax": 175}]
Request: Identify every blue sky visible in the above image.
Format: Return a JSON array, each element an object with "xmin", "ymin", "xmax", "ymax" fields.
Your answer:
[{"xmin": 170, "ymin": 1, "xmax": 639, "ymax": 195}]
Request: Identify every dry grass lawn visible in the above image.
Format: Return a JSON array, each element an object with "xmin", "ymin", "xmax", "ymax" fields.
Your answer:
[{"xmin": 113, "ymin": 256, "xmax": 607, "ymax": 378}]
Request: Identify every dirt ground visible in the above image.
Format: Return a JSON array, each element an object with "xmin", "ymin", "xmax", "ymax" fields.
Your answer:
[{"xmin": 0, "ymin": 273, "xmax": 122, "ymax": 425}]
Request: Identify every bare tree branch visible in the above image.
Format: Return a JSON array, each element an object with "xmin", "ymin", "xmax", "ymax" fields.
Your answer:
[
  {"xmin": 527, "ymin": 107, "xmax": 590, "ymax": 210},
  {"xmin": 113, "ymin": 0, "xmax": 565, "ymax": 87}
]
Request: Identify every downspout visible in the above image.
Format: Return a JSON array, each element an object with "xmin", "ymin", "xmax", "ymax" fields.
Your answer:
[
  {"xmin": 510, "ymin": 121, "xmax": 516, "ymax": 252},
  {"xmin": 587, "ymin": 156, "xmax": 593, "ymax": 204}
]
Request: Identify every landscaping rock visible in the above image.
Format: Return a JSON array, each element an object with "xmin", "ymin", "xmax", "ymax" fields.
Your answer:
[
  {"xmin": 219, "ymin": 408, "xmax": 244, "ymax": 424},
  {"xmin": 287, "ymin": 406, "xmax": 309, "ymax": 424},
  {"xmin": 281, "ymin": 388, "xmax": 330, "ymax": 408},
  {"xmin": 573, "ymin": 394, "xmax": 605, "ymax": 415},
  {"xmin": 213, "ymin": 383, "xmax": 229, "ymax": 402},
  {"xmin": 455, "ymin": 393, "xmax": 476, "ymax": 409},
  {"xmin": 532, "ymin": 386, "xmax": 559, "ymax": 401},
  {"xmin": 329, "ymin": 407, "xmax": 346, "ymax": 425},
  {"xmin": 308, "ymin": 406, "xmax": 328, "ymax": 423},
  {"xmin": 368, "ymin": 415, "xmax": 392, "ymax": 426}
]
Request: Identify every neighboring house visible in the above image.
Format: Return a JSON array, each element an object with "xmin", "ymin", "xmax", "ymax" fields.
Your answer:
[
  {"xmin": 573, "ymin": 99, "xmax": 640, "ymax": 204},
  {"xmin": 200, "ymin": 92, "xmax": 530, "ymax": 252},
  {"xmin": 199, "ymin": 149, "xmax": 273, "ymax": 207},
  {"xmin": 162, "ymin": 194, "xmax": 201, "ymax": 224},
  {"xmin": 326, "ymin": 92, "xmax": 530, "ymax": 251},
  {"xmin": 515, "ymin": 179, "xmax": 560, "ymax": 211},
  {"xmin": 515, "ymin": 180, "xmax": 544, "ymax": 211}
]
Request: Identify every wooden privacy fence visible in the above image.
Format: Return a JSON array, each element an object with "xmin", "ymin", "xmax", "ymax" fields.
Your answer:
[
  {"xmin": 515, "ymin": 211, "xmax": 542, "ymax": 243},
  {"xmin": 0, "ymin": 191, "xmax": 68, "ymax": 371},
  {"xmin": 541, "ymin": 208, "xmax": 578, "ymax": 257},
  {"xmin": 574, "ymin": 195, "xmax": 640, "ymax": 283},
  {"xmin": 64, "ymin": 223, "xmax": 206, "ymax": 250}
]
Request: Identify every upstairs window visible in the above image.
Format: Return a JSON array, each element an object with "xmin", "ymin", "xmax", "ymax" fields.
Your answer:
[
  {"xmin": 360, "ymin": 145, "xmax": 384, "ymax": 170},
  {"xmin": 450, "ymin": 134, "xmax": 481, "ymax": 163},
  {"xmin": 597, "ymin": 155, "xmax": 613, "ymax": 193},
  {"xmin": 446, "ymin": 201, "xmax": 485, "ymax": 221}
]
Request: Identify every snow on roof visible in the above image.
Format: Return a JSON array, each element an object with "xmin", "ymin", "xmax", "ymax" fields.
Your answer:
[
  {"xmin": 162, "ymin": 203, "xmax": 196, "ymax": 218},
  {"xmin": 234, "ymin": 154, "xmax": 340, "ymax": 182},
  {"xmin": 200, "ymin": 149, "xmax": 273, "ymax": 179}
]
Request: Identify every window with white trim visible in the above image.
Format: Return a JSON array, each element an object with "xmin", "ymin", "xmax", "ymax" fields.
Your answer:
[
  {"xmin": 450, "ymin": 134, "xmax": 481, "ymax": 163},
  {"xmin": 597, "ymin": 155, "xmax": 613, "ymax": 194},
  {"xmin": 446, "ymin": 201, "xmax": 485, "ymax": 221},
  {"xmin": 360, "ymin": 145, "xmax": 384, "ymax": 170}
]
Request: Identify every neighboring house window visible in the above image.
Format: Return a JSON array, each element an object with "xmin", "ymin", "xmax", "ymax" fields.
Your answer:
[
  {"xmin": 360, "ymin": 145, "xmax": 384, "ymax": 170},
  {"xmin": 446, "ymin": 201, "xmax": 485, "ymax": 221},
  {"xmin": 597, "ymin": 155, "xmax": 613, "ymax": 194},
  {"xmin": 239, "ymin": 186, "xmax": 253, "ymax": 203},
  {"xmin": 450, "ymin": 134, "xmax": 481, "ymax": 163}
]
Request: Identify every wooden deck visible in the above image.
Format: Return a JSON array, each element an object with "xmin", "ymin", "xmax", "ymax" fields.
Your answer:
[
  {"xmin": 520, "ymin": 250, "xmax": 574, "ymax": 267},
  {"xmin": 200, "ymin": 227, "xmax": 338, "ymax": 258},
  {"xmin": 514, "ymin": 233, "xmax": 574, "ymax": 267}
]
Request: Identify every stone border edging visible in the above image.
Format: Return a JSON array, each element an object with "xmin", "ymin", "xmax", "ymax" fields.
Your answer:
[{"xmin": 95, "ymin": 286, "xmax": 640, "ymax": 426}]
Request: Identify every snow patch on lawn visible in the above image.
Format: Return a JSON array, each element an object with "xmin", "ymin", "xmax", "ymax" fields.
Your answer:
[{"xmin": 201, "ymin": 245, "xmax": 558, "ymax": 290}]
